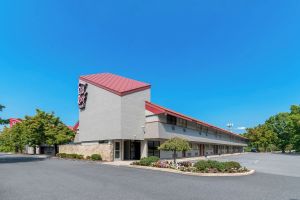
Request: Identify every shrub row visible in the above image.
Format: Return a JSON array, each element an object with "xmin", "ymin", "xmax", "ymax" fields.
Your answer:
[
  {"xmin": 132, "ymin": 156, "xmax": 160, "ymax": 166},
  {"xmin": 56, "ymin": 153, "xmax": 102, "ymax": 161},
  {"xmin": 132, "ymin": 157, "xmax": 248, "ymax": 173},
  {"xmin": 56, "ymin": 153, "xmax": 84, "ymax": 159},
  {"xmin": 194, "ymin": 160, "xmax": 243, "ymax": 173}
]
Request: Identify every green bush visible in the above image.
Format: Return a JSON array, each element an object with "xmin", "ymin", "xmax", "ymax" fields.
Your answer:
[
  {"xmin": 56, "ymin": 153, "xmax": 67, "ymax": 158},
  {"xmin": 91, "ymin": 154, "xmax": 102, "ymax": 161},
  {"xmin": 194, "ymin": 160, "xmax": 242, "ymax": 172},
  {"xmin": 139, "ymin": 156, "xmax": 160, "ymax": 166},
  {"xmin": 56, "ymin": 153, "xmax": 84, "ymax": 160},
  {"xmin": 224, "ymin": 161, "xmax": 241, "ymax": 169},
  {"xmin": 194, "ymin": 160, "xmax": 211, "ymax": 171},
  {"xmin": 66, "ymin": 153, "xmax": 78, "ymax": 159},
  {"xmin": 75, "ymin": 154, "xmax": 84, "ymax": 159}
]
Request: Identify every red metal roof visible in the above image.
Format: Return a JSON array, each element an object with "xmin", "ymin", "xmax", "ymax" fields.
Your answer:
[
  {"xmin": 145, "ymin": 101, "xmax": 247, "ymax": 140},
  {"xmin": 67, "ymin": 121, "xmax": 79, "ymax": 132},
  {"xmin": 9, "ymin": 118, "xmax": 22, "ymax": 128},
  {"xmin": 73, "ymin": 121, "xmax": 79, "ymax": 131},
  {"xmin": 80, "ymin": 73, "xmax": 151, "ymax": 96}
]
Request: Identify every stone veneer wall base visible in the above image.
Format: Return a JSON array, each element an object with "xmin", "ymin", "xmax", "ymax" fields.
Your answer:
[{"xmin": 59, "ymin": 143, "xmax": 114, "ymax": 161}]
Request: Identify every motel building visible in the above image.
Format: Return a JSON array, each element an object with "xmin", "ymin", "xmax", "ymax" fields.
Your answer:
[{"xmin": 59, "ymin": 73, "xmax": 248, "ymax": 161}]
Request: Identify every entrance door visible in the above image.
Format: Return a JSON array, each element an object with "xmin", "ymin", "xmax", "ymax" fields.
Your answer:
[
  {"xmin": 213, "ymin": 145, "xmax": 218, "ymax": 155},
  {"xmin": 124, "ymin": 140, "xmax": 141, "ymax": 160},
  {"xmin": 198, "ymin": 144, "xmax": 205, "ymax": 156},
  {"xmin": 130, "ymin": 141, "xmax": 141, "ymax": 160},
  {"xmin": 114, "ymin": 141, "xmax": 121, "ymax": 160}
]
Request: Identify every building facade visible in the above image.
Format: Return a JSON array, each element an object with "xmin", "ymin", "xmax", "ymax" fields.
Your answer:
[{"xmin": 59, "ymin": 73, "xmax": 247, "ymax": 161}]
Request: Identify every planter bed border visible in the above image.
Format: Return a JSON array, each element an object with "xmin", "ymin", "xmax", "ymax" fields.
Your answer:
[{"xmin": 128, "ymin": 165, "xmax": 255, "ymax": 177}]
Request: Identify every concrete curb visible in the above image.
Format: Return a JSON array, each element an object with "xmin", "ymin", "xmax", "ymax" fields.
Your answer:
[{"xmin": 127, "ymin": 165, "xmax": 255, "ymax": 177}]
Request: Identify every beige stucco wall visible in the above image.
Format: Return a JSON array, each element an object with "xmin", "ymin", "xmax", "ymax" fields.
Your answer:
[
  {"xmin": 59, "ymin": 143, "xmax": 114, "ymax": 161},
  {"xmin": 78, "ymin": 80, "xmax": 122, "ymax": 142},
  {"xmin": 78, "ymin": 80, "xmax": 150, "ymax": 142},
  {"xmin": 121, "ymin": 89, "xmax": 150, "ymax": 140}
]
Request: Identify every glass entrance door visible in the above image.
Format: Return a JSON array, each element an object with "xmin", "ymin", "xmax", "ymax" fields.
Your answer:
[
  {"xmin": 114, "ymin": 142, "xmax": 121, "ymax": 160},
  {"xmin": 123, "ymin": 140, "xmax": 141, "ymax": 160}
]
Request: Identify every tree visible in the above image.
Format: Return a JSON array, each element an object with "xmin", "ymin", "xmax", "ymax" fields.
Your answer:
[
  {"xmin": 0, "ymin": 104, "xmax": 9, "ymax": 125},
  {"xmin": 22, "ymin": 109, "xmax": 74, "ymax": 154},
  {"xmin": 244, "ymin": 127, "xmax": 262, "ymax": 151},
  {"xmin": 290, "ymin": 105, "xmax": 300, "ymax": 152},
  {"xmin": 0, "ymin": 109, "xmax": 74, "ymax": 154},
  {"xmin": 8, "ymin": 122, "xmax": 28, "ymax": 153},
  {"xmin": 158, "ymin": 137, "xmax": 191, "ymax": 163},
  {"xmin": 266, "ymin": 113, "xmax": 294, "ymax": 153},
  {"xmin": 244, "ymin": 125, "xmax": 277, "ymax": 152},
  {"xmin": 0, "ymin": 127, "xmax": 15, "ymax": 152}
]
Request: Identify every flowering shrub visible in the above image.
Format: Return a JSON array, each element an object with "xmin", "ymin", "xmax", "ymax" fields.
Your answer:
[
  {"xmin": 151, "ymin": 160, "xmax": 170, "ymax": 168},
  {"xmin": 132, "ymin": 158, "xmax": 248, "ymax": 174},
  {"xmin": 177, "ymin": 161, "xmax": 192, "ymax": 168}
]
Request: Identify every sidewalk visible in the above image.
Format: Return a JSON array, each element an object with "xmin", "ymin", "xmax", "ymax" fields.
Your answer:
[{"xmin": 103, "ymin": 153, "xmax": 247, "ymax": 166}]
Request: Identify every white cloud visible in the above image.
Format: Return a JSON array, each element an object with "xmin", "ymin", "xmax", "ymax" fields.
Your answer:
[{"xmin": 236, "ymin": 127, "xmax": 246, "ymax": 130}]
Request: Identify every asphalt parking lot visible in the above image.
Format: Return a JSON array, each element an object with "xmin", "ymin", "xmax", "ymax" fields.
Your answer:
[
  {"xmin": 209, "ymin": 152, "xmax": 300, "ymax": 178},
  {"xmin": 0, "ymin": 153, "xmax": 299, "ymax": 200}
]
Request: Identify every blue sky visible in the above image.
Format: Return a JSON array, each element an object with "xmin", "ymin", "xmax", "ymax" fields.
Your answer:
[{"xmin": 1, "ymin": 1, "xmax": 300, "ymax": 133}]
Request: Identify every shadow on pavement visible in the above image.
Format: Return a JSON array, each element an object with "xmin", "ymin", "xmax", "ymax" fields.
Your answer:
[
  {"xmin": 0, "ymin": 155, "xmax": 47, "ymax": 164},
  {"xmin": 271, "ymin": 153, "xmax": 300, "ymax": 156}
]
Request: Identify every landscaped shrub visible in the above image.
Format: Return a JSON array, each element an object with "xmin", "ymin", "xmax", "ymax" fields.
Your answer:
[
  {"xmin": 178, "ymin": 161, "xmax": 192, "ymax": 167},
  {"xmin": 194, "ymin": 160, "xmax": 246, "ymax": 173},
  {"xmin": 56, "ymin": 153, "xmax": 84, "ymax": 160},
  {"xmin": 132, "ymin": 158, "xmax": 248, "ymax": 174},
  {"xmin": 194, "ymin": 160, "xmax": 210, "ymax": 171},
  {"xmin": 86, "ymin": 156, "xmax": 91, "ymax": 160},
  {"xmin": 56, "ymin": 153, "xmax": 67, "ymax": 158},
  {"xmin": 224, "ymin": 161, "xmax": 241, "ymax": 169},
  {"xmin": 66, "ymin": 153, "xmax": 78, "ymax": 159},
  {"xmin": 151, "ymin": 160, "xmax": 171, "ymax": 168},
  {"xmin": 139, "ymin": 156, "xmax": 159, "ymax": 166},
  {"xmin": 75, "ymin": 154, "xmax": 84, "ymax": 159},
  {"xmin": 91, "ymin": 154, "xmax": 102, "ymax": 161}
]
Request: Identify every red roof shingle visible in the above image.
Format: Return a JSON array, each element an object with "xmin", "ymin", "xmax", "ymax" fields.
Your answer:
[{"xmin": 80, "ymin": 73, "xmax": 151, "ymax": 96}]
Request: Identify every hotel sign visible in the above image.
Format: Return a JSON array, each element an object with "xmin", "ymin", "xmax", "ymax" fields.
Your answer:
[{"xmin": 78, "ymin": 83, "xmax": 88, "ymax": 110}]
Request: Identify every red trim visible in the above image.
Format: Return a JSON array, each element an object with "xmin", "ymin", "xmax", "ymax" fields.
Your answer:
[
  {"xmin": 145, "ymin": 103, "xmax": 165, "ymax": 115},
  {"xmin": 145, "ymin": 101, "xmax": 247, "ymax": 140},
  {"xmin": 73, "ymin": 121, "xmax": 79, "ymax": 131}
]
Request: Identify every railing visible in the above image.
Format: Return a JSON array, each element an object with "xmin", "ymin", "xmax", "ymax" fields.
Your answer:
[{"xmin": 160, "ymin": 122, "xmax": 247, "ymax": 145}]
